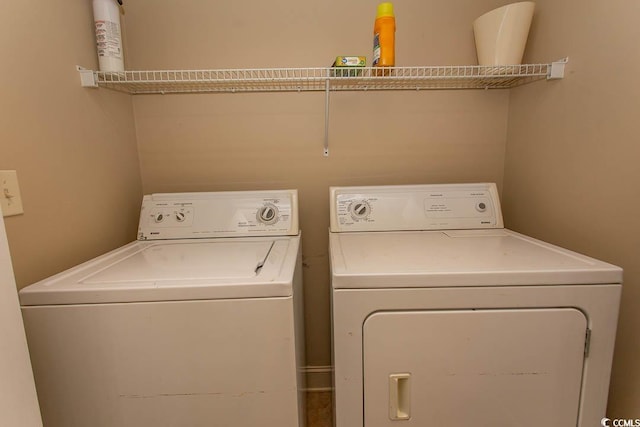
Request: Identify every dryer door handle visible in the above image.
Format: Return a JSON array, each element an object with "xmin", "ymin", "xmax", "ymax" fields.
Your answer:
[{"xmin": 389, "ymin": 373, "xmax": 411, "ymax": 421}]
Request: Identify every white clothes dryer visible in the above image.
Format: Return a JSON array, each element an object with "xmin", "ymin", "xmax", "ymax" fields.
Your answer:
[
  {"xmin": 20, "ymin": 190, "xmax": 306, "ymax": 427},
  {"xmin": 329, "ymin": 183, "xmax": 621, "ymax": 427}
]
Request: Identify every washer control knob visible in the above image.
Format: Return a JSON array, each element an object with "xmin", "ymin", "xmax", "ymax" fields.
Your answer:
[
  {"xmin": 154, "ymin": 213, "xmax": 165, "ymax": 223},
  {"xmin": 476, "ymin": 202, "xmax": 487, "ymax": 212},
  {"xmin": 350, "ymin": 201, "xmax": 371, "ymax": 220},
  {"xmin": 257, "ymin": 204, "xmax": 279, "ymax": 225},
  {"xmin": 175, "ymin": 212, "xmax": 186, "ymax": 222}
]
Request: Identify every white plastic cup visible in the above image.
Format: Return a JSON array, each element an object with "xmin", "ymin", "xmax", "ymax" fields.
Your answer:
[{"xmin": 473, "ymin": 2, "xmax": 535, "ymax": 66}]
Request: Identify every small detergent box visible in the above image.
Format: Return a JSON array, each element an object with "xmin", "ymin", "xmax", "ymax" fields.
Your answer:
[{"xmin": 331, "ymin": 56, "xmax": 366, "ymax": 76}]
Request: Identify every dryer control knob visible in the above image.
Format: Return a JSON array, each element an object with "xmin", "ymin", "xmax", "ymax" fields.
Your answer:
[
  {"xmin": 257, "ymin": 204, "xmax": 279, "ymax": 225},
  {"xmin": 350, "ymin": 201, "xmax": 371, "ymax": 220},
  {"xmin": 154, "ymin": 213, "xmax": 165, "ymax": 223},
  {"xmin": 476, "ymin": 202, "xmax": 487, "ymax": 212},
  {"xmin": 175, "ymin": 212, "xmax": 186, "ymax": 222}
]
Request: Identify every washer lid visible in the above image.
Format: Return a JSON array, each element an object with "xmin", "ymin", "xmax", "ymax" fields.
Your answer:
[
  {"xmin": 83, "ymin": 240, "xmax": 274, "ymax": 284},
  {"xmin": 19, "ymin": 235, "xmax": 300, "ymax": 305},
  {"xmin": 330, "ymin": 229, "xmax": 622, "ymax": 288}
]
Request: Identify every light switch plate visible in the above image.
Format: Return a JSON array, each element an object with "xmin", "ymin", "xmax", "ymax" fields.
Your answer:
[{"xmin": 0, "ymin": 170, "xmax": 24, "ymax": 217}]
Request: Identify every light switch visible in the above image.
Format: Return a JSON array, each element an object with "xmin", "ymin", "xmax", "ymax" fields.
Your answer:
[{"xmin": 0, "ymin": 170, "xmax": 24, "ymax": 217}]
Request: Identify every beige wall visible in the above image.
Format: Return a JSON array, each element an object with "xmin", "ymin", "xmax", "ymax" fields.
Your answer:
[
  {"xmin": 503, "ymin": 0, "xmax": 640, "ymax": 417},
  {"xmin": 0, "ymin": 1, "xmax": 142, "ymax": 287},
  {"xmin": 124, "ymin": 0, "xmax": 510, "ymax": 369}
]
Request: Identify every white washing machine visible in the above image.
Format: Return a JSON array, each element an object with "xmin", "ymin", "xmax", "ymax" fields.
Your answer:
[
  {"xmin": 20, "ymin": 190, "xmax": 306, "ymax": 427},
  {"xmin": 329, "ymin": 183, "xmax": 622, "ymax": 427}
]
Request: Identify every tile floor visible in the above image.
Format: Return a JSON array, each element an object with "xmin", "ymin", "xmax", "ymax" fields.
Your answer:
[{"xmin": 306, "ymin": 391, "xmax": 333, "ymax": 427}]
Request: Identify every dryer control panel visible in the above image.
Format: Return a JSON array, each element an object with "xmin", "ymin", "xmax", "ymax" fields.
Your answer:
[
  {"xmin": 138, "ymin": 189, "xmax": 298, "ymax": 240},
  {"xmin": 330, "ymin": 183, "xmax": 503, "ymax": 232}
]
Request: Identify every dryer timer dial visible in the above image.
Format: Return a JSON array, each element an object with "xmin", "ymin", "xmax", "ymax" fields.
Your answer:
[{"xmin": 350, "ymin": 201, "xmax": 371, "ymax": 220}]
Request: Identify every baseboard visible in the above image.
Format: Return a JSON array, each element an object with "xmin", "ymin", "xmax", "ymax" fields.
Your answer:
[{"xmin": 302, "ymin": 365, "xmax": 334, "ymax": 392}]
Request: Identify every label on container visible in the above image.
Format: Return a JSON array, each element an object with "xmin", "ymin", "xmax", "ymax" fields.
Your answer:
[
  {"xmin": 95, "ymin": 20, "xmax": 123, "ymax": 59},
  {"xmin": 336, "ymin": 56, "xmax": 366, "ymax": 66},
  {"xmin": 373, "ymin": 33, "xmax": 381, "ymax": 66}
]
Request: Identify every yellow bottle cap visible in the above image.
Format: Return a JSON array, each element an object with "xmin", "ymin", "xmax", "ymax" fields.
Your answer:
[{"xmin": 376, "ymin": 2, "xmax": 394, "ymax": 18}]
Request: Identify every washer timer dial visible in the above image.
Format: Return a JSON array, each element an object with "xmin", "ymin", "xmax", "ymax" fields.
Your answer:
[{"xmin": 257, "ymin": 204, "xmax": 279, "ymax": 225}]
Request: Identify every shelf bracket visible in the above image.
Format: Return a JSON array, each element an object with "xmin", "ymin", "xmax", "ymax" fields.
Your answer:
[
  {"xmin": 323, "ymin": 79, "xmax": 330, "ymax": 157},
  {"xmin": 547, "ymin": 57, "xmax": 568, "ymax": 80},
  {"xmin": 77, "ymin": 66, "xmax": 98, "ymax": 88}
]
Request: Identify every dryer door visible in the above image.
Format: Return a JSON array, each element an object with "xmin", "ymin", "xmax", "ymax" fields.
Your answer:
[{"xmin": 363, "ymin": 308, "xmax": 587, "ymax": 427}]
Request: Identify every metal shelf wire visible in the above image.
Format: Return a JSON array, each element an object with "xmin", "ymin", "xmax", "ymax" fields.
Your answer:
[
  {"xmin": 78, "ymin": 59, "xmax": 566, "ymax": 94},
  {"xmin": 77, "ymin": 59, "xmax": 567, "ymax": 157}
]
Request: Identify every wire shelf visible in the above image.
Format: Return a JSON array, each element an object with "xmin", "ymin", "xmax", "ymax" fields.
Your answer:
[
  {"xmin": 79, "ymin": 61, "xmax": 565, "ymax": 94},
  {"xmin": 76, "ymin": 59, "xmax": 567, "ymax": 157}
]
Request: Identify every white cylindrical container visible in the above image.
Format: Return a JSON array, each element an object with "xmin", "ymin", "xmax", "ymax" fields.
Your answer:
[
  {"xmin": 92, "ymin": 0, "xmax": 124, "ymax": 71},
  {"xmin": 473, "ymin": 2, "xmax": 535, "ymax": 66}
]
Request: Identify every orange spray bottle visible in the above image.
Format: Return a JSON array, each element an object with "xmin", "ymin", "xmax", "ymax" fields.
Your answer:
[{"xmin": 373, "ymin": 2, "xmax": 396, "ymax": 68}]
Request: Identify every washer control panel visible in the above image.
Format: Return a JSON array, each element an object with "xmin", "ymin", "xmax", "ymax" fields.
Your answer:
[
  {"xmin": 138, "ymin": 190, "xmax": 298, "ymax": 240},
  {"xmin": 330, "ymin": 183, "xmax": 503, "ymax": 232}
]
